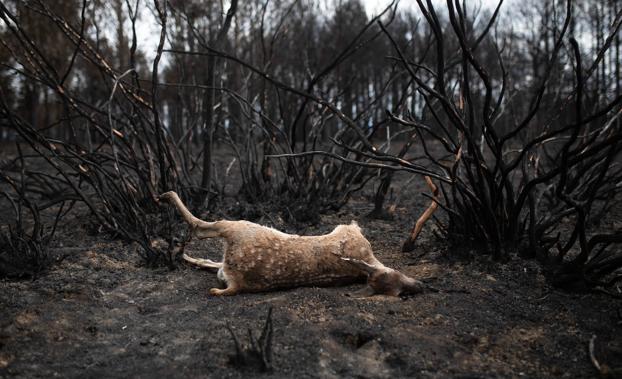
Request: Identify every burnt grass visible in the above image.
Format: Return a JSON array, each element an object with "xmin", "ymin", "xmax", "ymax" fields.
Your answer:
[{"xmin": 1, "ymin": 172, "xmax": 621, "ymax": 378}]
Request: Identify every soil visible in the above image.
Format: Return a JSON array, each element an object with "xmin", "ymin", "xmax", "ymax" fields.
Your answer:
[{"xmin": 1, "ymin": 170, "xmax": 621, "ymax": 379}]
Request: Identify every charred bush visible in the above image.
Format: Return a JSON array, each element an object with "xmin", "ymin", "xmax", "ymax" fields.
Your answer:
[
  {"xmin": 227, "ymin": 307, "xmax": 274, "ymax": 373},
  {"xmin": 0, "ymin": 182, "xmax": 61, "ymax": 279},
  {"xmin": 1, "ymin": 0, "xmax": 620, "ymax": 290},
  {"xmin": 343, "ymin": 1, "xmax": 622, "ymax": 289}
]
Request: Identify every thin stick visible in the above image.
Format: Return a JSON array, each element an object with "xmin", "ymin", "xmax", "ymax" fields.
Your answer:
[
  {"xmin": 402, "ymin": 176, "xmax": 439, "ymax": 252},
  {"xmin": 588, "ymin": 335, "xmax": 602, "ymax": 374}
]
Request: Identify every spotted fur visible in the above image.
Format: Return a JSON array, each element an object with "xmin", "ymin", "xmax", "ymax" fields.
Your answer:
[{"xmin": 160, "ymin": 191, "xmax": 425, "ymax": 297}]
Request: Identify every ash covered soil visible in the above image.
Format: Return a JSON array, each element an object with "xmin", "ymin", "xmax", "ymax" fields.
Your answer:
[{"xmin": 1, "ymin": 185, "xmax": 621, "ymax": 378}]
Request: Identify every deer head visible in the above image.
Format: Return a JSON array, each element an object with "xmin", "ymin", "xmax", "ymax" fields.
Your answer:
[{"xmin": 340, "ymin": 257, "xmax": 425, "ymax": 297}]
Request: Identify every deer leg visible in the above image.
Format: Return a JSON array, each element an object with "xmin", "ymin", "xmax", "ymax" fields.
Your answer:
[
  {"xmin": 160, "ymin": 191, "xmax": 221, "ymax": 234},
  {"xmin": 183, "ymin": 253, "xmax": 223, "ymax": 269},
  {"xmin": 209, "ymin": 285, "xmax": 239, "ymax": 296},
  {"xmin": 346, "ymin": 285, "xmax": 376, "ymax": 298},
  {"xmin": 210, "ymin": 269, "xmax": 242, "ymax": 296},
  {"xmin": 338, "ymin": 256, "xmax": 378, "ymax": 274}
]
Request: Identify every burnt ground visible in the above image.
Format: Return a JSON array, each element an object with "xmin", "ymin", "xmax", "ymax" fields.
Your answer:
[{"xmin": 1, "ymin": 172, "xmax": 621, "ymax": 378}]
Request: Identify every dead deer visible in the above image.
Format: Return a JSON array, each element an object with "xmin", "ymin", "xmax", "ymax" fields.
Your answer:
[{"xmin": 159, "ymin": 191, "xmax": 427, "ymax": 297}]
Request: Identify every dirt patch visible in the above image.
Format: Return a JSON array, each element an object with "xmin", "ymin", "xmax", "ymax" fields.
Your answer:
[{"xmin": 1, "ymin": 193, "xmax": 620, "ymax": 378}]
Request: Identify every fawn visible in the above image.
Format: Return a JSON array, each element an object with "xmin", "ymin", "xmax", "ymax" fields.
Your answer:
[{"xmin": 160, "ymin": 191, "xmax": 425, "ymax": 297}]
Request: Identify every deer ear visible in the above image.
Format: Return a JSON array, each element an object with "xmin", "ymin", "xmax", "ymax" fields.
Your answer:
[{"xmin": 339, "ymin": 257, "xmax": 378, "ymax": 274}]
